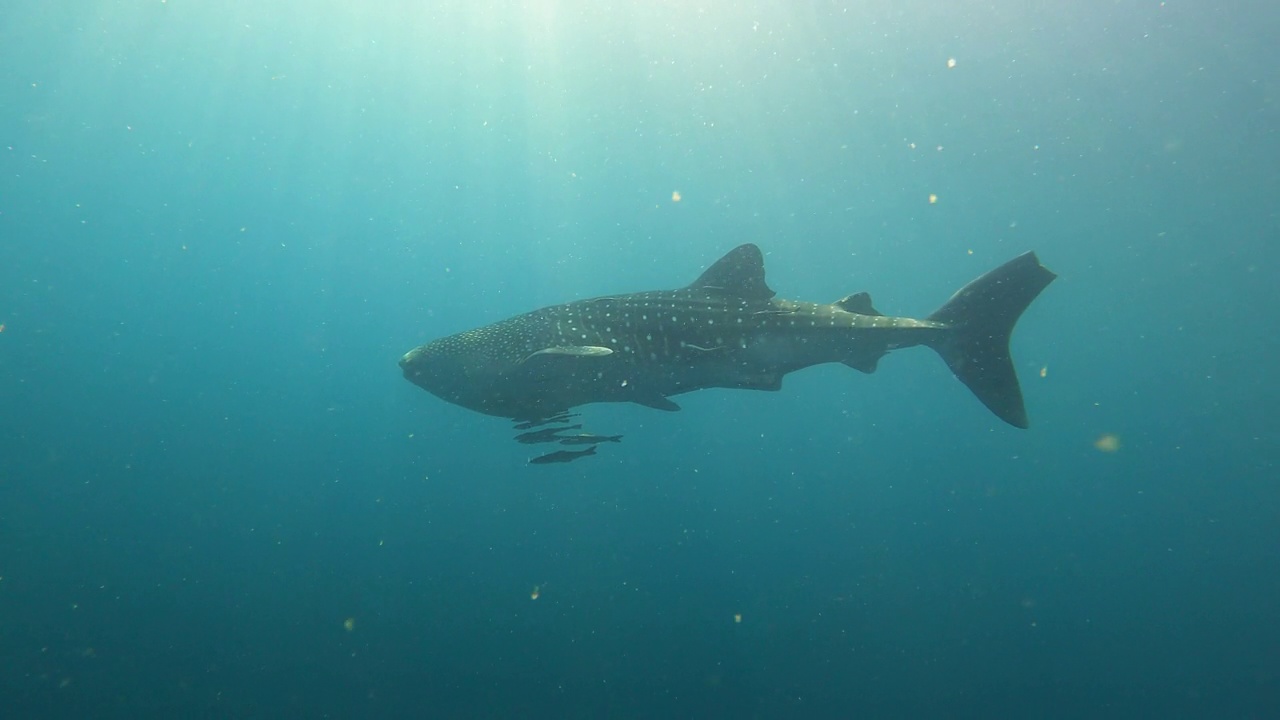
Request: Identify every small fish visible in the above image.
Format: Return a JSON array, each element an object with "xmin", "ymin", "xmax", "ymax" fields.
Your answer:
[
  {"xmin": 529, "ymin": 446, "xmax": 597, "ymax": 465},
  {"xmin": 515, "ymin": 424, "xmax": 583, "ymax": 444},
  {"xmin": 513, "ymin": 412, "xmax": 577, "ymax": 430},
  {"xmin": 558, "ymin": 433, "xmax": 622, "ymax": 446}
]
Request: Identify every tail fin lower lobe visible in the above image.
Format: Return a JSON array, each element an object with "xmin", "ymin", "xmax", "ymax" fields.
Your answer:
[{"xmin": 926, "ymin": 252, "xmax": 1056, "ymax": 428}]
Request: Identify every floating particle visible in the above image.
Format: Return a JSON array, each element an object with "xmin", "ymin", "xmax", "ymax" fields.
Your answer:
[
  {"xmin": 1094, "ymin": 434, "xmax": 1121, "ymax": 453},
  {"xmin": 733, "ymin": 613, "xmax": 742, "ymax": 624},
  {"xmin": 1040, "ymin": 366, "xmax": 1048, "ymax": 378},
  {"xmin": 531, "ymin": 585, "xmax": 540, "ymax": 600},
  {"xmin": 947, "ymin": 58, "xmax": 957, "ymax": 69},
  {"xmin": 0, "ymin": 323, "xmax": 5, "ymax": 333},
  {"xmin": 928, "ymin": 194, "xmax": 938, "ymax": 204},
  {"xmin": 343, "ymin": 617, "xmax": 355, "ymax": 632},
  {"xmin": 671, "ymin": 190, "xmax": 682, "ymax": 202}
]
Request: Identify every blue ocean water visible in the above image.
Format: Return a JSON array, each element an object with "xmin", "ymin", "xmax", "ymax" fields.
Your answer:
[{"xmin": 2, "ymin": 1, "xmax": 1277, "ymax": 717}]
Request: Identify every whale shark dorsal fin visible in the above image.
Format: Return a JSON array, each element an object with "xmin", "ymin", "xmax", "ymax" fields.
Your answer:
[
  {"xmin": 835, "ymin": 292, "xmax": 883, "ymax": 316},
  {"xmin": 687, "ymin": 244, "xmax": 776, "ymax": 301}
]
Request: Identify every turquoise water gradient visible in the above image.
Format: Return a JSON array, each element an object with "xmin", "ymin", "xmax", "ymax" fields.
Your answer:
[{"xmin": 2, "ymin": 2, "xmax": 1276, "ymax": 717}]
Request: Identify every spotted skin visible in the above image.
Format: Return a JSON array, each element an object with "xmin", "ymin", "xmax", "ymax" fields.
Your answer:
[{"xmin": 400, "ymin": 244, "xmax": 1055, "ymax": 428}]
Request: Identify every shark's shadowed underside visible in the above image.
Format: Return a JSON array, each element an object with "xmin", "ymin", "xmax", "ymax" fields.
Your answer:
[{"xmin": 401, "ymin": 244, "xmax": 1055, "ymax": 456}]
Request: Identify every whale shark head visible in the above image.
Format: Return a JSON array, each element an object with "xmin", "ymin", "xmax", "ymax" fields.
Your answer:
[{"xmin": 399, "ymin": 320, "xmax": 530, "ymax": 416}]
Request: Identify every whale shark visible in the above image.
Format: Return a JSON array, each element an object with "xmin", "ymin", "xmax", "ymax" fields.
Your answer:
[{"xmin": 400, "ymin": 244, "xmax": 1055, "ymax": 428}]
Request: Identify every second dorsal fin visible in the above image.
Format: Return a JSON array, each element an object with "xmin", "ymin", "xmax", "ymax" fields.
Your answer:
[{"xmin": 835, "ymin": 292, "xmax": 882, "ymax": 316}]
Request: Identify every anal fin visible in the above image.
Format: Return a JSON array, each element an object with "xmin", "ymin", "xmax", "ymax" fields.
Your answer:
[
  {"xmin": 842, "ymin": 350, "xmax": 886, "ymax": 374},
  {"xmin": 730, "ymin": 371, "xmax": 784, "ymax": 391},
  {"xmin": 633, "ymin": 392, "xmax": 680, "ymax": 412}
]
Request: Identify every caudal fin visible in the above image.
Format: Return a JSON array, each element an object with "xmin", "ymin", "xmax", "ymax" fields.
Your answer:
[{"xmin": 926, "ymin": 252, "xmax": 1056, "ymax": 428}]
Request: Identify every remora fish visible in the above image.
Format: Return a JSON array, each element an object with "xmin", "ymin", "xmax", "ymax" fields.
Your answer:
[
  {"xmin": 513, "ymin": 413, "xmax": 578, "ymax": 430},
  {"xmin": 557, "ymin": 433, "xmax": 623, "ymax": 446},
  {"xmin": 529, "ymin": 446, "xmax": 597, "ymax": 465},
  {"xmin": 401, "ymin": 244, "xmax": 1055, "ymax": 428},
  {"xmin": 514, "ymin": 424, "xmax": 583, "ymax": 444}
]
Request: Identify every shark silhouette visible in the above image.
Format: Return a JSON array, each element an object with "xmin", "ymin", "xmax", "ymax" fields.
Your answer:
[{"xmin": 401, "ymin": 244, "xmax": 1055, "ymax": 428}]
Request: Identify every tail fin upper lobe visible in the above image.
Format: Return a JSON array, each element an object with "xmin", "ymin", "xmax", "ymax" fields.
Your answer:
[{"xmin": 926, "ymin": 252, "xmax": 1056, "ymax": 428}]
